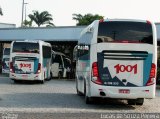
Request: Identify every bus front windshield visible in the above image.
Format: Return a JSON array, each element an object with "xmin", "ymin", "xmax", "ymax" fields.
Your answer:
[
  {"xmin": 13, "ymin": 42, "xmax": 39, "ymax": 53},
  {"xmin": 98, "ymin": 21, "xmax": 153, "ymax": 44}
]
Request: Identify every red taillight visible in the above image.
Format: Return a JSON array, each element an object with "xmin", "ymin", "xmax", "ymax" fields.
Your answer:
[
  {"xmin": 146, "ymin": 63, "xmax": 156, "ymax": 86},
  {"xmin": 92, "ymin": 62, "xmax": 98, "ymax": 77},
  {"xmin": 10, "ymin": 62, "xmax": 14, "ymax": 73},
  {"xmin": 150, "ymin": 63, "xmax": 156, "ymax": 78},
  {"xmin": 92, "ymin": 62, "xmax": 102, "ymax": 85},
  {"xmin": 36, "ymin": 63, "xmax": 41, "ymax": 74}
]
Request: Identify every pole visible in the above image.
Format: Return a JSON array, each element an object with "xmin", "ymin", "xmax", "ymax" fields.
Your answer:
[
  {"xmin": 24, "ymin": 3, "xmax": 28, "ymax": 22},
  {"xmin": 21, "ymin": 0, "xmax": 24, "ymax": 27}
]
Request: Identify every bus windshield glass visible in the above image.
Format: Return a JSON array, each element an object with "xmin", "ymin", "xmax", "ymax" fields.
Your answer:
[
  {"xmin": 98, "ymin": 21, "xmax": 153, "ymax": 44},
  {"xmin": 13, "ymin": 42, "xmax": 39, "ymax": 53}
]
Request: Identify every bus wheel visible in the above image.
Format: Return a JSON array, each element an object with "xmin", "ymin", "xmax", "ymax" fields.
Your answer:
[
  {"xmin": 136, "ymin": 98, "xmax": 144, "ymax": 105},
  {"xmin": 40, "ymin": 80, "xmax": 44, "ymax": 84},
  {"xmin": 85, "ymin": 95, "xmax": 92, "ymax": 104},
  {"xmin": 127, "ymin": 99, "xmax": 136, "ymax": 105},
  {"xmin": 14, "ymin": 80, "xmax": 20, "ymax": 83}
]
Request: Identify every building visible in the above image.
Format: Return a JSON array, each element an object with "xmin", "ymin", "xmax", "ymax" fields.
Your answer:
[
  {"xmin": 0, "ymin": 23, "xmax": 16, "ymax": 73},
  {"xmin": 0, "ymin": 26, "xmax": 86, "ymax": 75},
  {"xmin": 0, "ymin": 26, "xmax": 85, "ymax": 57},
  {"xmin": 0, "ymin": 23, "xmax": 16, "ymax": 28}
]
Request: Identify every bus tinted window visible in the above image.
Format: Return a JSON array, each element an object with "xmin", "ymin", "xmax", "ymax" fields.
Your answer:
[
  {"xmin": 13, "ymin": 42, "xmax": 39, "ymax": 53},
  {"xmin": 54, "ymin": 54, "xmax": 62, "ymax": 65},
  {"xmin": 43, "ymin": 46, "xmax": 51, "ymax": 58},
  {"xmin": 98, "ymin": 21, "xmax": 153, "ymax": 44},
  {"xmin": 3, "ymin": 48, "xmax": 10, "ymax": 55}
]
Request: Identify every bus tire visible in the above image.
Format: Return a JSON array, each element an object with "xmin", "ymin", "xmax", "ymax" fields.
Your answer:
[
  {"xmin": 14, "ymin": 80, "xmax": 19, "ymax": 83},
  {"xmin": 136, "ymin": 98, "xmax": 144, "ymax": 105},
  {"xmin": 85, "ymin": 95, "xmax": 92, "ymax": 104},
  {"xmin": 40, "ymin": 80, "xmax": 44, "ymax": 84},
  {"xmin": 127, "ymin": 99, "xmax": 136, "ymax": 105}
]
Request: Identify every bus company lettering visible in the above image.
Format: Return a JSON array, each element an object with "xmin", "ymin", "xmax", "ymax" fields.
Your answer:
[
  {"xmin": 114, "ymin": 64, "xmax": 137, "ymax": 74},
  {"xmin": 20, "ymin": 63, "xmax": 31, "ymax": 69}
]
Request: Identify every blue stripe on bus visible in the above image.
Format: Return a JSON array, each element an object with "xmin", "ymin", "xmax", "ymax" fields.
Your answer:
[
  {"xmin": 34, "ymin": 58, "xmax": 39, "ymax": 73},
  {"xmin": 143, "ymin": 54, "xmax": 152, "ymax": 86},
  {"xmin": 43, "ymin": 58, "xmax": 50, "ymax": 77}
]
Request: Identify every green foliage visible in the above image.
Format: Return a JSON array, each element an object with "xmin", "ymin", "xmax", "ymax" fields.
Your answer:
[
  {"xmin": 23, "ymin": 20, "xmax": 33, "ymax": 27},
  {"xmin": 28, "ymin": 10, "xmax": 54, "ymax": 27},
  {"xmin": 73, "ymin": 13, "xmax": 104, "ymax": 26}
]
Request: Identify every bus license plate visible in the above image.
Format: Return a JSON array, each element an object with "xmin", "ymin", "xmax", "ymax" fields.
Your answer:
[
  {"xmin": 119, "ymin": 89, "xmax": 130, "ymax": 94},
  {"xmin": 22, "ymin": 75, "xmax": 28, "ymax": 77}
]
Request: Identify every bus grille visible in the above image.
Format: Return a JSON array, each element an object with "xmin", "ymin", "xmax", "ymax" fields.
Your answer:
[{"xmin": 102, "ymin": 50, "xmax": 148, "ymax": 60}]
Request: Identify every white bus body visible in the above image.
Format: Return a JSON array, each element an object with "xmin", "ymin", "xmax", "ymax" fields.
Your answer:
[
  {"xmin": 9, "ymin": 40, "xmax": 52, "ymax": 83},
  {"xmin": 2, "ymin": 48, "xmax": 10, "ymax": 74},
  {"xmin": 51, "ymin": 51, "xmax": 71, "ymax": 78},
  {"xmin": 75, "ymin": 19, "xmax": 157, "ymax": 105}
]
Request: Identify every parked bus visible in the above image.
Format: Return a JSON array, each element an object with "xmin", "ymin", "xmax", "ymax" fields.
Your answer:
[
  {"xmin": 2, "ymin": 48, "xmax": 10, "ymax": 74},
  {"xmin": 75, "ymin": 19, "xmax": 157, "ymax": 105},
  {"xmin": 51, "ymin": 51, "xmax": 71, "ymax": 78},
  {"xmin": 9, "ymin": 40, "xmax": 52, "ymax": 83}
]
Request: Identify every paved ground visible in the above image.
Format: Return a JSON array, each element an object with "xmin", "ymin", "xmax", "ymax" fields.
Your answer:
[{"xmin": 0, "ymin": 74, "xmax": 160, "ymax": 119}]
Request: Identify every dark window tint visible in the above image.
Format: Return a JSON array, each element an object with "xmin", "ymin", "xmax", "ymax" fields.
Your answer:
[
  {"xmin": 53, "ymin": 54, "xmax": 62, "ymax": 65},
  {"xmin": 3, "ymin": 48, "xmax": 10, "ymax": 55},
  {"xmin": 13, "ymin": 42, "xmax": 39, "ymax": 53},
  {"xmin": 43, "ymin": 46, "xmax": 51, "ymax": 58},
  {"xmin": 77, "ymin": 44, "xmax": 90, "ymax": 60},
  {"xmin": 64, "ymin": 58, "xmax": 71, "ymax": 68},
  {"xmin": 98, "ymin": 21, "xmax": 153, "ymax": 44}
]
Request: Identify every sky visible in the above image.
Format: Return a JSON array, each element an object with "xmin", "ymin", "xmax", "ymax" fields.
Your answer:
[{"xmin": 0, "ymin": 0, "xmax": 160, "ymax": 27}]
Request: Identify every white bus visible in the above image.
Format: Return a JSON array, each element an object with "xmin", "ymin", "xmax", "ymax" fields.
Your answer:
[
  {"xmin": 51, "ymin": 51, "xmax": 71, "ymax": 78},
  {"xmin": 2, "ymin": 48, "xmax": 10, "ymax": 74},
  {"xmin": 9, "ymin": 40, "xmax": 52, "ymax": 83},
  {"xmin": 75, "ymin": 19, "xmax": 157, "ymax": 105}
]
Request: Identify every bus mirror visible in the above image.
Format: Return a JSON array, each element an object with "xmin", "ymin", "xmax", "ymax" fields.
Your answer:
[{"xmin": 73, "ymin": 45, "xmax": 78, "ymax": 61}]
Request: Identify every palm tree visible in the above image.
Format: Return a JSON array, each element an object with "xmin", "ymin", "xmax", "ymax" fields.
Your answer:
[
  {"xmin": 28, "ymin": 10, "xmax": 54, "ymax": 27},
  {"xmin": 73, "ymin": 13, "xmax": 103, "ymax": 26},
  {"xmin": 0, "ymin": 7, "xmax": 3, "ymax": 15},
  {"xmin": 23, "ymin": 20, "xmax": 33, "ymax": 27}
]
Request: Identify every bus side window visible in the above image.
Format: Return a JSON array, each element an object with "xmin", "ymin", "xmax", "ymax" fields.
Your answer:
[{"xmin": 54, "ymin": 54, "xmax": 62, "ymax": 68}]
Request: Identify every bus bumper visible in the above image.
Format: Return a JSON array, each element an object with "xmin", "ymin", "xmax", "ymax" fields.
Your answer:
[
  {"xmin": 9, "ymin": 73, "xmax": 43, "ymax": 81},
  {"xmin": 90, "ymin": 82, "xmax": 156, "ymax": 99}
]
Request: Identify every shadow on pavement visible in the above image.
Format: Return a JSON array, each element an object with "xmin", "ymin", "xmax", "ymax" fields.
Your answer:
[{"xmin": 0, "ymin": 92, "xmax": 136, "ymax": 110}]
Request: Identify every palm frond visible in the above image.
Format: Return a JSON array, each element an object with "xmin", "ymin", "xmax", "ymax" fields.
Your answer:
[{"xmin": 28, "ymin": 10, "xmax": 53, "ymax": 27}]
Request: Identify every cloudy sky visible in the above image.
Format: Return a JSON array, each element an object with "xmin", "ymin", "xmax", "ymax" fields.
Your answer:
[{"xmin": 0, "ymin": 0, "xmax": 160, "ymax": 27}]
